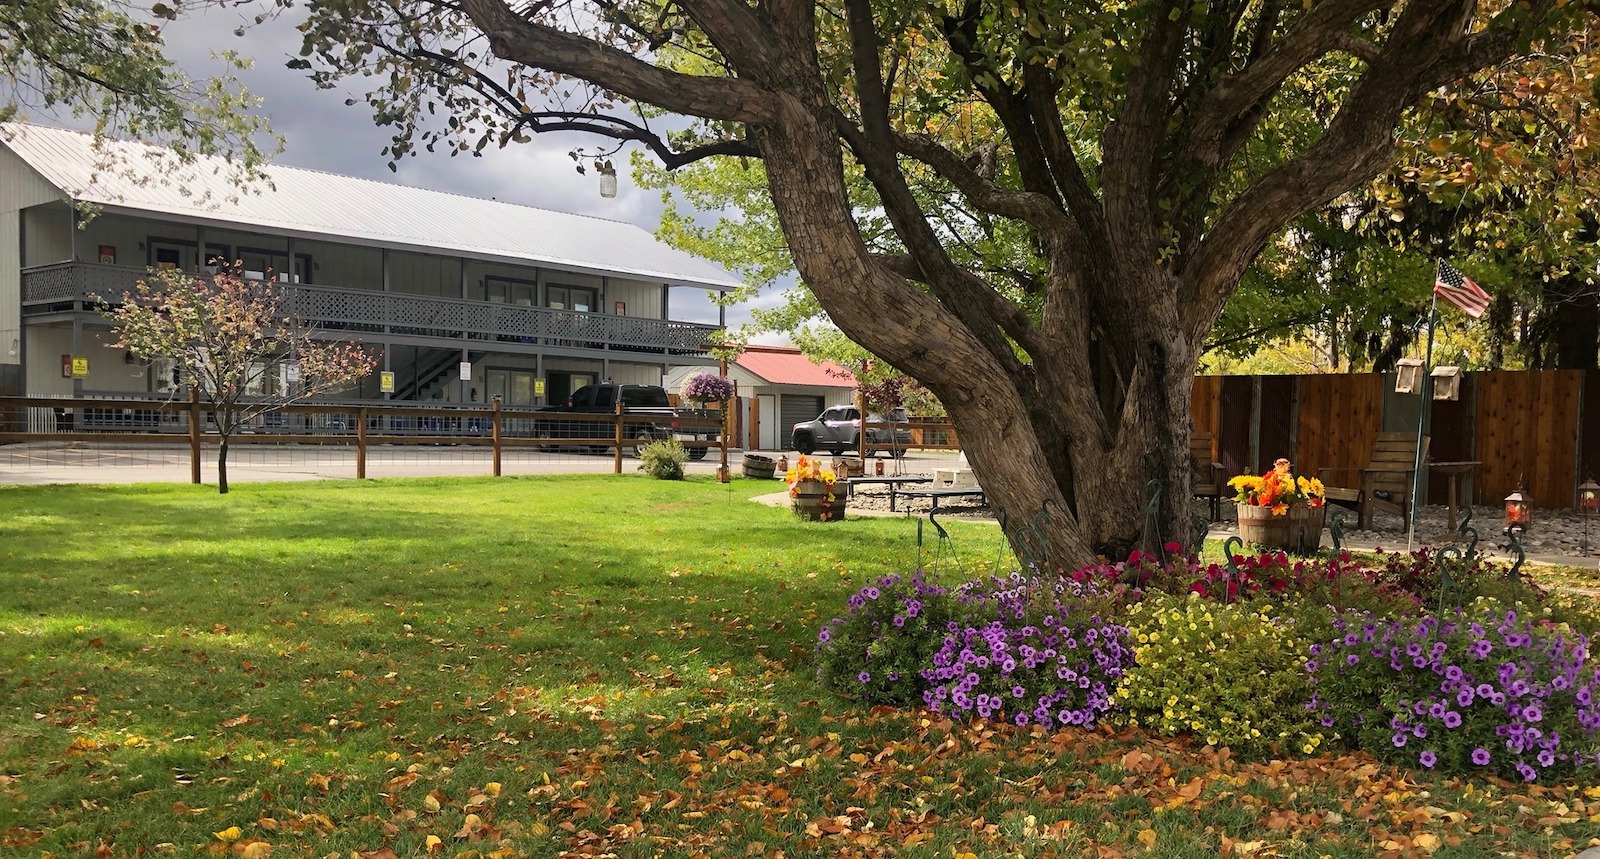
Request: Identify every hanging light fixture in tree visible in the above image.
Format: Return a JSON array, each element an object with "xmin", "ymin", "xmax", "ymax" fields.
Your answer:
[{"xmin": 597, "ymin": 160, "xmax": 618, "ymax": 198}]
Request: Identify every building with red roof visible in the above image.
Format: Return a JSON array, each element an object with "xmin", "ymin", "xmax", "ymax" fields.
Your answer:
[{"xmin": 668, "ymin": 345, "xmax": 857, "ymax": 451}]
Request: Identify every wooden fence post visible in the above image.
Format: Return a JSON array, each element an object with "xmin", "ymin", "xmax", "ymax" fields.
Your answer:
[
  {"xmin": 356, "ymin": 407, "xmax": 368, "ymax": 480},
  {"xmin": 856, "ymin": 387, "xmax": 868, "ymax": 475},
  {"xmin": 492, "ymin": 397, "xmax": 502, "ymax": 477},
  {"xmin": 722, "ymin": 382, "xmax": 735, "ymax": 476},
  {"xmin": 188, "ymin": 386, "xmax": 201, "ymax": 485},
  {"xmin": 614, "ymin": 402, "xmax": 625, "ymax": 474}
]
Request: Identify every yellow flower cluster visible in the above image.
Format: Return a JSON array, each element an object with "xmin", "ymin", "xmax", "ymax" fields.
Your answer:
[
  {"xmin": 1112, "ymin": 593, "xmax": 1323, "ymax": 755},
  {"xmin": 786, "ymin": 454, "xmax": 838, "ymax": 500},
  {"xmin": 1228, "ymin": 458, "xmax": 1326, "ymax": 515}
]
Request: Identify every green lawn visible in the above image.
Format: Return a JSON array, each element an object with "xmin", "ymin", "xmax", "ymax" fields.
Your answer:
[{"xmin": 0, "ymin": 476, "xmax": 1594, "ymax": 858}]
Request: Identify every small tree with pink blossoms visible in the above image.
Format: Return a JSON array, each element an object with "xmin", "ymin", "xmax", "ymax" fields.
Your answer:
[{"xmin": 106, "ymin": 268, "xmax": 376, "ymax": 493}]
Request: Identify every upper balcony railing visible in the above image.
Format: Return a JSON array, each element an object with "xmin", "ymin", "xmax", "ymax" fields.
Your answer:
[{"xmin": 21, "ymin": 262, "xmax": 719, "ymax": 355}]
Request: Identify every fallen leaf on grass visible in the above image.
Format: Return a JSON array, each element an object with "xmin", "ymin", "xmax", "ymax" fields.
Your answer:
[
  {"xmin": 455, "ymin": 813, "xmax": 486, "ymax": 840},
  {"xmin": 212, "ymin": 827, "xmax": 241, "ymax": 843},
  {"xmin": 1136, "ymin": 828, "xmax": 1157, "ymax": 848}
]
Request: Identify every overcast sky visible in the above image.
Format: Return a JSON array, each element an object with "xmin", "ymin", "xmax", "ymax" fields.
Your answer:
[{"xmin": 132, "ymin": 6, "xmax": 789, "ymax": 335}]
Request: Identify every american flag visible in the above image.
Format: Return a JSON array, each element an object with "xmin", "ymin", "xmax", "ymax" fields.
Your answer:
[{"xmin": 1434, "ymin": 261, "xmax": 1491, "ymax": 318}]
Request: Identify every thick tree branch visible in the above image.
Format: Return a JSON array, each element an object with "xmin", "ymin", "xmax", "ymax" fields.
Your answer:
[
  {"xmin": 1182, "ymin": 0, "xmax": 1498, "ymax": 347},
  {"xmin": 835, "ymin": 0, "xmax": 1027, "ymax": 378},
  {"xmin": 458, "ymin": 0, "xmax": 776, "ymax": 124},
  {"xmin": 1018, "ymin": 61, "xmax": 1108, "ymax": 244},
  {"xmin": 510, "ymin": 111, "xmax": 758, "ymax": 167},
  {"xmin": 893, "ymin": 132, "xmax": 1068, "ymax": 228},
  {"xmin": 1101, "ymin": 0, "xmax": 1187, "ymax": 263},
  {"xmin": 869, "ymin": 251, "xmax": 1044, "ymax": 356},
  {"xmin": 1182, "ymin": 0, "xmax": 1392, "ymax": 173},
  {"xmin": 937, "ymin": 1, "xmax": 1061, "ymax": 208}
]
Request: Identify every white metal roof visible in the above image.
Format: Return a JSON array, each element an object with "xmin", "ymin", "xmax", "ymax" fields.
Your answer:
[{"xmin": 1, "ymin": 123, "xmax": 743, "ymax": 291}]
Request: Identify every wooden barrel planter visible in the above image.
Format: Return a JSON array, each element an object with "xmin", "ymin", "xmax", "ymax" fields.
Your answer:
[
  {"xmin": 1238, "ymin": 504, "xmax": 1326, "ymax": 554},
  {"xmin": 791, "ymin": 479, "xmax": 847, "ymax": 521},
  {"xmin": 743, "ymin": 453, "xmax": 777, "ymax": 479}
]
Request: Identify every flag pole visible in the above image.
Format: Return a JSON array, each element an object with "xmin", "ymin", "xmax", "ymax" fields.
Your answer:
[{"xmin": 1406, "ymin": 284, "xmax": 1439, "ymax": 553}]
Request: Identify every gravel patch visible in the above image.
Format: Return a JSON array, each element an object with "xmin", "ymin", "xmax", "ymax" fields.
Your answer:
[{"xmin": 840, "ymin": 482, "xmax": 1600, "ymax": 558}]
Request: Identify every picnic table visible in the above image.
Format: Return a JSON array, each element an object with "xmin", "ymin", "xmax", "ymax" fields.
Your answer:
[
  {"xmin": 897, "ymin": 485, "xmax": 988, "ymax": 515},
  {"xmin": 845, "ymin": 475, "xmax": 932, "ymax": 511}
]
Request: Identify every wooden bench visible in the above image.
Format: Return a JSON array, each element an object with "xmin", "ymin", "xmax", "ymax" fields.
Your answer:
[
  {"xmin": 897, "ymin": 486, "xmax": 987, "ymax": 514},
  {"xmin": 1319, "ymin": 432, "xmax": 1430, "ymax": 530}
]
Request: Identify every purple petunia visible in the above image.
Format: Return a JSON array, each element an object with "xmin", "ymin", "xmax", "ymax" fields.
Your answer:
[{"xmin": 1419, "ymin": 750, "xmax": 1437, "ymax": 768}]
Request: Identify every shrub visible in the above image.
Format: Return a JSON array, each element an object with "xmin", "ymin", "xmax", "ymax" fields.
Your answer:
[
  {"xmin": 637, "ymin": 438, "xmax": 687, "ymax": 479},
  {"xmin": 1113, "ymin": 592, "xmax": 1324, "ymax": 755},
  {"xmin": 1309, "ymin": 608, "xmax": 1600, "ymax": 782},
  {"xmin": 816, "ymin": 571, "xmax": 951, "ymax": 704},
  {"xmin": 921, "ymin": 572, "xmax": 1133, "ymax": 730}
]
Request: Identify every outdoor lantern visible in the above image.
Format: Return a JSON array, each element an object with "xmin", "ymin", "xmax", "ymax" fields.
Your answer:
[
  {"xmin": 1579, "ymin": 477, "xmax": 1600, "ymax": 516},
  {"xmin": 1580, "ymin": 477, "xmax": 1600, "ymax": 556},
  {"xmin": 597, "ymin": 162, "xmax": 618, "ymax": 198},
  {"xmin": 1504, "ymin": 483, "xmax": 1532, "ymax": 532}
]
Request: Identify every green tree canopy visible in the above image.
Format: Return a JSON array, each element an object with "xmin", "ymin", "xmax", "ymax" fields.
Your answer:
[{"xmin": 1, "ymin": 0, "xmax": 277, "ymax": 192}]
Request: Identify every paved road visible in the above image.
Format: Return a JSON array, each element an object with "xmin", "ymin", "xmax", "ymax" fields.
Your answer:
[{"xmin": 0, "ymin": 441, "xmax": 964, "ymax": 486}]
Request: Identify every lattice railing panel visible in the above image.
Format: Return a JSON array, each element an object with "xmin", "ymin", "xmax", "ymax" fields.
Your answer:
[{"xmin": 24, "ymin": 263, "xmax": 718, "ymax": 351}]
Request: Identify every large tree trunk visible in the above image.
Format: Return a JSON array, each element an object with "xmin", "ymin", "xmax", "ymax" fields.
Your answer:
[{"xmin": 752, "ymin": 70, "xmax": 1197, "ymax": 569}]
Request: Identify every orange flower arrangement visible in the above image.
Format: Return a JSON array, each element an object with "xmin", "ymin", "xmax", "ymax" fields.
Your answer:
[
  {"xmin": 1228, "ymin": 458, "xmax": 1325, "ymax": 516},
  {"xmin": 786, "ymin": 454, "xmax": 838, "ymax": 501}
]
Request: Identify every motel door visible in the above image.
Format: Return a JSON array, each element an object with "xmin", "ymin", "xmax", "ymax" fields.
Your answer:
[{"xmin": 757, "ymin": 395, "xmax": 777, "ymax": 451}]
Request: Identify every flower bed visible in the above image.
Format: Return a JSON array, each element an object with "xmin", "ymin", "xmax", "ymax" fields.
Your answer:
[
  {"xmin": 816, "ymin": 543, "xmax": 1600, "ymax": 782},
  {"xmin": 1309, "ymin": 608, "xmax": 1600, "ymax": 781}
]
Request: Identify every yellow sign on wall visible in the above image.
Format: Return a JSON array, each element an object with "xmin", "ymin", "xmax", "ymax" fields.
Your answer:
[
  {"xmin": 379, "ymin": 371, "xmax": 396, "ymax": 393},
  {"xmin": 534, "ymin": 379, "xmax": 546, "ymax": 397},
  {"xmin": 70, "ymin": 356, "xmax": 89, "ymax": 378}
]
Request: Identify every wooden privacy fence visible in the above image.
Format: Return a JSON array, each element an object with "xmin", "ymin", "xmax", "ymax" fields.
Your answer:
[
  {"xmin": 1190, "ymin": 370, "xmax": 1599, "ymax": 511},
  {"xmin": 0, "ymin": 394, "xmax": 729, "ymax": 482}
]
